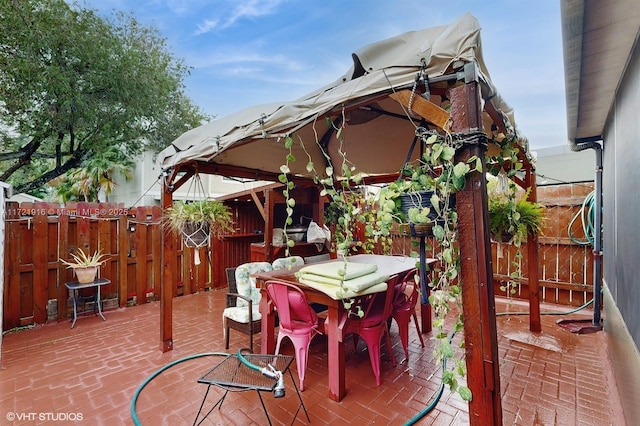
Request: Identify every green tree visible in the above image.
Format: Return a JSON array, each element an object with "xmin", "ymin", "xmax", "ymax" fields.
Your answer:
[
  {"xmin": 0, "ymin": 0, "xmax": 207, "ymax": 195},
  {"xmin": 50, "ymin": 145, "xmax": 134, "ymax": 202}
]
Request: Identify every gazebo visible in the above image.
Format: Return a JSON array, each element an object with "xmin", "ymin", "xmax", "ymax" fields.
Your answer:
[{"xmin": 157, "ymin": 13, "xmax": 541, "ymax": 424}]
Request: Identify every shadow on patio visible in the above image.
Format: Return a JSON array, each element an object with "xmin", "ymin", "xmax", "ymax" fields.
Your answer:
[{"xmin": 0, "ymin": 289, "xmax": 624, "ymax": 425}]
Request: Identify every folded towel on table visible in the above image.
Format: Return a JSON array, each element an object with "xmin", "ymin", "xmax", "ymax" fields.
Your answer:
[
  {"xmin": 298, "ymin": 262, "xmax": 377, "ymax": 281},
  {"xmin": 298, "ymin": 271, "xmax": 389, "ymax": 292},
  {"xmin": 298, "ymin": 278, "xmax": 388, "ymax": 300}
]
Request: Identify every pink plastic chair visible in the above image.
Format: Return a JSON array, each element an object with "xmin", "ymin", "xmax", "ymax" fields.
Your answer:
[
  {"xmin": 266, "ymin": 280, "xmax": 323, "ymax": 391},
  {"xmin": 341, "ymin": 274, "xmax": 399, "ymax": 386},
  {"xmin": 390, "ymin": 269, "xmax": 425, "ymax": 361}
]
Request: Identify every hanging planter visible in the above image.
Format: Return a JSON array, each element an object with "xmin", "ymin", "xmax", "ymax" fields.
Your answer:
[
  {"xmin": 400, "ymin": 190, "xmax": 436, "ymax": 237},
  {"xmin": 182, "ymin": 221, "xmax": 211, "ymax": 248},
  {"xmin": 498, "ymin": 231, "xmax": 516, "ymax": 244},
  {"xmin": 487, "ymin": 183, "xmax": 546, "ymax": 245},
  {"xmin": 163, "ymin": 199, "xmax": 235, "ymax": 265},
  {"xmin": 162, "ymin": 172, "xmax": 236, "ymax": 265},
  {"xmin": 399, "ymin": 190, "xmax": 433, "ymax": 217},
  {"xmin": 397, "ymin": 190, "xmax": 455, "ymax": 237}
]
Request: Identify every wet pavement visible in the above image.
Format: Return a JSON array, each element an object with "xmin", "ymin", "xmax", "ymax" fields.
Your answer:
[{"xmin": 0, "ymin": 290, "xmax": 625, "ymax": 425}]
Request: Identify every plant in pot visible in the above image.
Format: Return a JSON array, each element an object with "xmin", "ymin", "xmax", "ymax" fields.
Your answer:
[
  {"xmin": 487, "ymin": 178, "xmax": 545, "ymax": 295},
  {"xmin": 376, "ymin": 164, "xmax": 441, "ymax": 241},
  {"xmin": 487, "ymin": 179, "xmax": 545, "ymax": 244},
  {"xmin": 60, "ymin": 248, "xmax": 109, "ymax": 284},
  {"xmin": 163, "ymin": 199, "xmax": 235, "ymax": 265},
  {"xmin": 375, "ymin": 132, "xmax": 476, "ymax": 247}
]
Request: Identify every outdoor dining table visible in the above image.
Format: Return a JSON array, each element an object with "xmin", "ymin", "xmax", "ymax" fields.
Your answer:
[{"xmin": 253, "ymin": 254, "xmax": 436, "ymax": 402}]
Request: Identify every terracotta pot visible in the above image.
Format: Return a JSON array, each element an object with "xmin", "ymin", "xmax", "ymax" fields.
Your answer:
[{"xmin": 74, "ymin": 266, "xmax": 98, "ymax": 284}]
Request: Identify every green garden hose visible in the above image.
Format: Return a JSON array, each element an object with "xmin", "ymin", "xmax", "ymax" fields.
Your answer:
[
  {"xmin": 131, "ymin": 349, "xmax": 285, "ymax": 425},
  {"xmin": 403, "ymin": 331, "xmax": 453, "ymax": 426},
  {"xmin": 130, "ymin": 352, "xmax": 228, "ymax": 426},
  {"xmin": 569, "ymin": 190, "xmax": 596, "ymax": 245},
  {"xmin": 496, "ymin": 297, "xmax": 594, "ymax": 317},
  {"xmin": 236, "ymin": 348, "xmax": 286, "ymax": 398}
]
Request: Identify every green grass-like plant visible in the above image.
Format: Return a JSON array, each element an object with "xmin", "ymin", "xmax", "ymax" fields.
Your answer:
[{"xmin": 59, "ymin": 248, "xmax": 108, "ymax": 269}]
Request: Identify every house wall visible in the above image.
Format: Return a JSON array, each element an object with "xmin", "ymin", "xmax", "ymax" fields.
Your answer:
[
  {"xmin": 110, "ymin": 150, "xmax": 273, "ymax": 206},
  {"xmin": 533, "ymin": 145, "xmax": 595, "ymax": 185},
  {"xmin": 602, "ymin": 35, "xmax": 640, "ymax": 424}
]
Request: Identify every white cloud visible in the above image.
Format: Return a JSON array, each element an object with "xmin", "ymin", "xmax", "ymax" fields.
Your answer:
[
  {"xmin": 223, "ymin": 0, "xmax": 284, "ymax": 28},
  {"xmin": 193, "ymin": 0, "xmax": 285, "ymax": 35},
  {"xmin": 190, "ymin": 47, "xmax": 306, "ymax": 72},
  {"xmin": 194, "ymin": 19, "xmax": 219, "ymax": 35}
]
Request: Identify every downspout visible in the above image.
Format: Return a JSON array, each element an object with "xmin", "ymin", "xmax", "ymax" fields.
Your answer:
[{"xmin": 568, "ymin": 136, "xmax": 603, "ymax": 326}]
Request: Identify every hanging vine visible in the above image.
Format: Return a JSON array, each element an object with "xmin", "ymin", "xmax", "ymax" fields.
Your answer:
[{"xmin": 278, "ymin": 111, "xmax": 374, "ymax": 317}]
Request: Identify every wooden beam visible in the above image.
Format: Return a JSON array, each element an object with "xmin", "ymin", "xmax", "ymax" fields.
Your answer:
[
  {"xmin": 389, "ymin": 89, "xmax": 451, "ymax": 131},
  {"xmin": 265, "ymin": 188, "xmax": 275, "ymax": 262},
  {"xmin": 483, "ymin": 99, "xmax": 508, "ymax": 135},
  {"xmin": 167, "ymin": 168, "xmax": 194, "ymax": 194},
  {"xmin": 450, "ymin": 77, "xmax": 502, "ymax": 425},
  {"xmin": 249, "ymin": 189, "xmax": 266, "ymax": 221}
]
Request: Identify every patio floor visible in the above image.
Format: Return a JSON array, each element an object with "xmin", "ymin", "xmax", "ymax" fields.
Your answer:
[{"xmin": 0, "ymin": 289, "xmax": 625, "ymax": 425}]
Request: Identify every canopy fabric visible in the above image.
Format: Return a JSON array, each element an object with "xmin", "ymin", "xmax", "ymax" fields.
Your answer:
[{"xmin": 158, "ymin": 13, "xmax": 528, "ymax": 180}]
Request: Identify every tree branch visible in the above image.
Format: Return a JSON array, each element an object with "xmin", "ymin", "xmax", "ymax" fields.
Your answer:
[
  {"xmin": 14, "ymin": 154, "xmax": 83, "ymax": 194},
  {"xmin": 0, "ymin": 135, "xmax": 43, "ymax": 181}
]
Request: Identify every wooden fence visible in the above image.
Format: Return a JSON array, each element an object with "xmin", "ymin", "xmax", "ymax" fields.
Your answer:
[
  {"xmin": 390, "ymin": 182, "xmax": 597, "ymax": 307},
  {"xmin": 2, "ymin": 201, "xmax": 240, "ymax": 331},
  {"xmin": 3, "ymin": 182, "xmax": 596, "ymax": 331}
]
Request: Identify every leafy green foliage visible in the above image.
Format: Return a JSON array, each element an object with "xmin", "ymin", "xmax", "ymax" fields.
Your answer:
[
  {"xmin": 59, "ymin": 248, "xmax": 108, "ymax": 268},
  {"xmin": 372, "ymin": 129, "xmax": 477, "ymax": 402},
  {"xmin": 488, "ymin": 180, "xmax": 545, "ymax": 295},
  {"xmin": 50, "ymin": 146, "xmax": 134, "ymax": 202},
  {"xmin": 163, "ymin": 200, "xmax": 235, "ymax": 239},
  {"xmin": 488, "ymin": 183, "xmax": 545, "ymax": 244},
  {"xmin": 0, "ymin": 0, "xmax": 207, "ymax": 195}
]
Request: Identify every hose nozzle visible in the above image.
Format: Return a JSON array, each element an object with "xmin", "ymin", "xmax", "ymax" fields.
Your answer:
[{"xmin": 261, "ymin": 364, "xmax": 285, "ymax": 398}]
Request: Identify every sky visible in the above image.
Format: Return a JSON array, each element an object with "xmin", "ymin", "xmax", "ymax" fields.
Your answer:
[{"xmin": 76, "ymin": 0, "xmax": 568, "ymax": 151}]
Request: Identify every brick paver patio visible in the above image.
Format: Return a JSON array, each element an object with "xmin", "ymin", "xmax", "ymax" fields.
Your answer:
[{"xmin": 0, "ymin": 290, "xmax": 625, "ymax": 425}]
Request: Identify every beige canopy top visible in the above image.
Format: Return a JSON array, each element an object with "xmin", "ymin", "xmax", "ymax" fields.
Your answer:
[{"xmin": 158, "ymin": 13, "xmax": 529, "ymax": 182}]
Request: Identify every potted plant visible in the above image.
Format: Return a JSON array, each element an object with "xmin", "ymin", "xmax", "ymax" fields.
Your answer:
[
  {"xmin": 376, "ymin": 168, "xmax": 439, "ymax": 239},
  {"xmin": 60, "ymin": 248, "xmax": 109, "ymax": 284},
  {"xmin": 487, "ymin": 178, "xmax": 545, "ymax": 296},
  {"xmin": 375, "ymin": 132, "xmax": 473, "ymax": 242},
  {"xmin": 487, "ymin": 183, "xmax": 545, "ymax": 244},
  {"xmin": 163, "ymin": 199, "xmax": 235, "ymax": 264}
]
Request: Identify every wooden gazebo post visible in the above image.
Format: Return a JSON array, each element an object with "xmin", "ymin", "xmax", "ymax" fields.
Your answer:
[
  {"xmin": 160, "ymin": 169, "xmax": 175, "ymax": 352},
  {"xmin": 450, "ymin": 63, "xmax": 502, "ymax": 425},
  {"xmin": 525, "ymin": 163, "xmax": 541, "ymax": 332}
]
